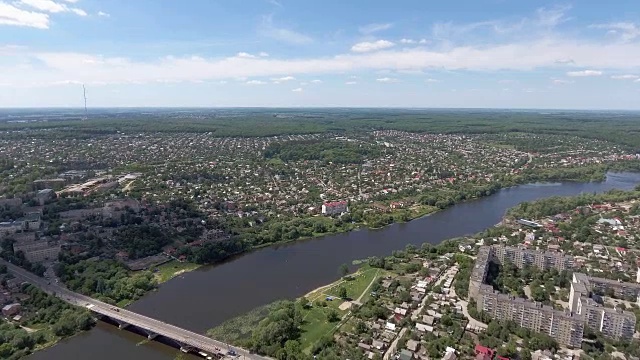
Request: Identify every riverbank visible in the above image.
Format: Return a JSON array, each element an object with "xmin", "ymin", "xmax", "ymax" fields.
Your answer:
[
  {"xmin": 153, "ymin": 169, "xmax": 616, "ymax": 280},
  {"xmin": 207, "ymin": 266, "xmax": 384, "ymax": 354},
  {"xmin": 120, "ymin": 170, "xmax": 638, "ymax": 299}
]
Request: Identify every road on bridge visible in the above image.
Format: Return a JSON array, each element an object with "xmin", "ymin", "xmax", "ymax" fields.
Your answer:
[{"xmin": 0, "ymin": 259, "xmax": 270, "ymax": 360}]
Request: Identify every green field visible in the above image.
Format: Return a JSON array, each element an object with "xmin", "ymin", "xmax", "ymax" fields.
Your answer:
[
  {"xmin": 151, "ymin": 261, "xmax": 200, "ymax": 283},
  {"xmin": 299, "ymin": 267, "xmax": 381, "ymax": 352},
  {"xmin": 325, "ymin": 268, "xmax": 380, "ymax": 300}
]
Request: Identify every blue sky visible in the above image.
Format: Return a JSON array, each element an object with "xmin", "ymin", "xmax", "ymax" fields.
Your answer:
[{"xmin": 1, "ymin": 0, "xmax": 640, "ymax": 108}]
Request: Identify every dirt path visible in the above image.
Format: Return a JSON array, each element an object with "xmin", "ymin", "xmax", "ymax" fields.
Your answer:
[
  {"xmin": 383, "ymin": 327, "xmax": 407, "ymax": 360},
  {"xmin": 355, "ymin": 269, "xmax": 380, "ymax": 303}
]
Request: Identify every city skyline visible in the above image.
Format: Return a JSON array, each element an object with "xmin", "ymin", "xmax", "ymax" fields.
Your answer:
[{"xmin": 1, "ymin": 1, "xmax": 640, "ymax": 108}]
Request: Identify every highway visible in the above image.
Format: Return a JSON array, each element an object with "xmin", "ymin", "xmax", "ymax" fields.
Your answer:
[{"xmin": 1, "ymin": 259, "xmax": 269, "ymax": 360}]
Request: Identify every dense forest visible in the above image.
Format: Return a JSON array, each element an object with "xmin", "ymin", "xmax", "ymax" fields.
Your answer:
[
  {"xmin": 113, "ymin": 224, "xmax": 175, "ymax": 259},
  {"xmin": 55, "ymin": 260, "xmax": 157, "ymax": 304},
  {"xmin": 508, "ymin": 186, "xmax": 640, "ymax": 219}
]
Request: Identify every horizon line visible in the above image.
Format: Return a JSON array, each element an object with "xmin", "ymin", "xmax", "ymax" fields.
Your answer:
[{"xmin": 1, "ymin": 106, "xmax": 640, "ymax": 112}]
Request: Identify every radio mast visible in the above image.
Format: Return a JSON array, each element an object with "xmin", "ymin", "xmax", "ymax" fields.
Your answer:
[{"xmin": 83, "ymin": 84, "xmax": 88, "ymax": 120}]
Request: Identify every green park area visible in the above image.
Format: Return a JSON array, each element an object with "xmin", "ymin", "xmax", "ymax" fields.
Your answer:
[
  {"xmin": 207, "ymin": 266, "xmax": 383, "ymax": 355},
  {"xmin": 298, "ymin": 267, "xmax": 381, "ymax": 352}
]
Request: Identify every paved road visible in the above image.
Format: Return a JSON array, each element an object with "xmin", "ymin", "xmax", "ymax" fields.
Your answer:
[
  {"xmin": 1, "ymin": 259, "xmax": 269, "ymax": 360},
  {"xmin": 449, "ymin": 272, "xmax": 487, "ymax": 330}
]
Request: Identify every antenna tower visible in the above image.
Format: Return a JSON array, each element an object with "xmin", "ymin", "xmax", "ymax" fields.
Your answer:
[{"xmin": 83, "ymin": 84, "xmax": 88, "ymax": 120}]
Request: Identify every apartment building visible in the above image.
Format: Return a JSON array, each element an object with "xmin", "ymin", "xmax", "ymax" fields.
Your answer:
[
  {"xmin": 478, "ymin": 284, "xmax": 584, "ymax": 348},
  {"xmin": 492, "ymin": 245, "xmax": 573, "ymax": 271},
  {"xmin": 570, "ymin": 272, "xmax": 637, "ymax": 340},
  {"xmin": 471, "ymin": 245, "xmax": 637, "ymax": 347},
  {"xmin": 13, "ymin": 239, "xmax": 61, "ymax": 263},
  {"xmin": 469, "ymin": 246, "xmax": 492, "ymax": 300}
]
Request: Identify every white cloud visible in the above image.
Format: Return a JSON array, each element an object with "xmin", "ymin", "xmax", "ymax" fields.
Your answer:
[
  {"xmin": 7, "ymin": 34, "xmax": 640, "ymax": 87},
  {"xmin": 17, "ymin": 0, "xmax": 86, "ymax": 16},
  {"xmin": 236, "ymin": 52, "xmax": 256, "ymax": 59},
  {"xmin": 97, "ymin": 11, "xmax": 110, "ymax": 17},
  {"xmin": 554, "ymin": 58, "xmax": 575, "ymax": 65},
  {"xmin": 425, "ymin": 78, "xmax": 440, "ymax": 83},
  {"xmin": 551, "ymin": 79, "xmax": 574, "ymax": 84},
  {"xmin": 566, "ymin": 70, "xmax": 602, "ymax": 77},
  {"xmin": 271, "ymin": 75, "xmax": 295, "ymax": 83},
  {"xmin": 611, "ymin": 74, "xmax": 638, "ymax": 80},
  {"xmin": 19, "ymin": 0, "xmax": 68, "ymax": 13},
  {"xmin": 432, "ymin": 5, "xmax": 571, "ymax": 41},
  {"xmin": 635, "ymin": 79, "xmax": 640, "ymax": 83},
  {"xmin": 535, "ymin": 5, "xmax": 572, "ymax": 28},
  {"xmin": 359, "ymin": 23, "xmax": 393, "ymax": 35},
  {"xmin": 400, "ymin": 38, "xmax": 428, "ymax": 45},
  {"xmin": 271, "ymin": 75, "xmax": 295, "ymax": 82},
  {"xmin": 345, "ymin": 81, "xmax": 357, "ymax": 85},
  {"xmin": 351, "ymin": 40, "xmax": 395, "ymax": 53},
  {"xmin": 0, "ymin": 2, "xmax": 49, "ymax": 28},
  {"xmin": 267, "ymin": 0, "xmax": 282, "ymax": 7},
  {"xmin": 70, "ymin": 8, "xmax": 85, "ymax": 16},
  {"xmin": 376, "ymin": 77, "xmax": 397, "ymax": 83},
  {"xmin": 291, "ymin": 87, "xmax": 303, "ymax": 92},
  {"xmin": 591, "ymin": 22, "xmax": 640, "ymax": 42},
  {"xmin": 258, "ymin": 15, "xmax": 312, "ymax": 45},
  {"xmin": 246, "ymin": 80, "xmax": 266, "ymax": 85},
  {"xmin": 258, "ymin": 52, "xmax": 269, "ymax": 57},
  {"xmin": 310, "ymin": 79, "xmax": 322, "ymax": 83}
]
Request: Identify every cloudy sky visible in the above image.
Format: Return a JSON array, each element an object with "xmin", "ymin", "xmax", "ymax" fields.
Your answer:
[{"xmin": 1, "ymin": 0, "xmax": 640, "ymax": 108}]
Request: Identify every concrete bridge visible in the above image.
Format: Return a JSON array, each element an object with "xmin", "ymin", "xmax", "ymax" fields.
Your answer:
[{"xmin": 1, "ymin": 259, "xmax": 268, "ymax": 360}]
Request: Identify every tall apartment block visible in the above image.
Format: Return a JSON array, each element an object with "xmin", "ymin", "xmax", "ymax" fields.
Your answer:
[
  {"xmin": 479, "ymin": 284, "xmax": 584, "ymax": 348},
  {"xmin": 570, "ymin": 273, "xmax": 636, "ymax": 340},
  {"xmin": 470, "ymin": 245, "xmax": 637, "ymax": 348}
]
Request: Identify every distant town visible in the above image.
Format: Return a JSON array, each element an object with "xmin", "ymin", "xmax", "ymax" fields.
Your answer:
[{"xmin": 1, "ymin": 110, "xmax": 640, "ymax": 360}]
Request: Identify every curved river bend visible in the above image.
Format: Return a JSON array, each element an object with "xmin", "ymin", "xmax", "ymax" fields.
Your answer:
[{"xmin": 31, "ymin": 172, "xmax": 640, "ymax": 360}]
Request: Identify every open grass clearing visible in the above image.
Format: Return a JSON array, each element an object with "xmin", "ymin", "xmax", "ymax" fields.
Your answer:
[{"xmin": 151, "ymin": 261, "xmax": 200, "ymax": 283}]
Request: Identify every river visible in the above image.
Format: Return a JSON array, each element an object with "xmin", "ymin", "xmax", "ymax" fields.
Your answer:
[{"xmin": 30, "ymin": 172, "xmax": 640, "ymax": 360}]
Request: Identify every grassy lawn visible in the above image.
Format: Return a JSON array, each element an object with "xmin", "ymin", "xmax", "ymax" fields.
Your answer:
[
  {"xmin": 326, "ymin": 267, "xmax": 380, "ymax": 300},
  {"xmin": 299, "ymin": 305, "xmax": 342, "ymax": 352},
  {"xmin": 299, "ymin": 267, "xmax": 382, "ymax": 352},
  {"xmin": 151, "ymin": 261, "xmax": 200, "ymax": 283}
]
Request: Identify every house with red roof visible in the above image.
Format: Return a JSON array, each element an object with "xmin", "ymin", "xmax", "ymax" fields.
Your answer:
[{"xmin": 322, "ymin": 201, "xmax": 348, "ymax": 215}]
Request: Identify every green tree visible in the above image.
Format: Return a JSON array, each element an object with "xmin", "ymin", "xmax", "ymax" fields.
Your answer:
[
  {"xmin": 338, "ymin": 286, "xmax": 348, "ymax": 299},
  {"xmin": 339, "ymin": 263, "xmax": 349, "ymax": 277},
  {"xmin": 327, "ymin": 309, "xmax": 340, "ymax": 322}
]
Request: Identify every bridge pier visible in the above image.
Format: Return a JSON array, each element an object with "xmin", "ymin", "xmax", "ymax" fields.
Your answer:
[
  {"xmin": 142, "ymin": 329, "xmax": 158, "ymax": 340},
  {"xmin": 115, "ymin": 320, "xmax": 130, "ymax": 329}
]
